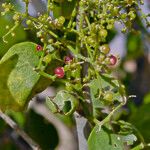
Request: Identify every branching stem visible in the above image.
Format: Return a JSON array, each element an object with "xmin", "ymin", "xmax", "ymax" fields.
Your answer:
[
  {"xmin": 2, "ymin": 22, "xmax": 19, "ymax": 43},
  {"xmin": 0, "ymin": 110, "xmax": 41, "ymax": 150},
  {"xmin": 93, "ymin": 96, "xmax": 127, "ymax": 131}
]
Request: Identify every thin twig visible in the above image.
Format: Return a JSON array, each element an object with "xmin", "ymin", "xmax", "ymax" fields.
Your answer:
[
  {"xmin": 0, "ymin": 109, "xmax": 41, "ymax": 150},
  {"xmin": 2, "ymin": 22, "xmax": 19, "ymax": 43},
  {"xmin": 93, "ymin": 95, "xmax": 127, "ymax": 131}
]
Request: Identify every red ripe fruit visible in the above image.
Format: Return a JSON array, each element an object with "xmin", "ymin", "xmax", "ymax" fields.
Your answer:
[
  {"xmin": 36, "ymin": 45, "xmax": 43, "ymax": 51},
  {"xmin": 109, "ymin": 55, "xmax": 117, "ymax": 66},
  {"xmin": 64, "ymin": 55, "xmax": 73, "ymax": 64},
  {"xmin": 54, "ymin": 67, "xmax": 65, "ymax": 78}
]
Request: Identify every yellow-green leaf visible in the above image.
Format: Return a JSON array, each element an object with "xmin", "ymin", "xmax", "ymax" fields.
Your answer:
[{"xmin": 0, "ymin": 42, "xmax": 54, "ymax": 111}]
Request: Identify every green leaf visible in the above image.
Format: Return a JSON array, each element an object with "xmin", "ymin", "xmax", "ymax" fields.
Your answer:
[
  {"xmin": 90, "ymin": 74, "xmax": 124, "ymax": 116},
  {"xmin": 129, "ymin": 103, "xmax": 150, "ymax": 142},
  {"xmin": 46, "ymin": 97, "xmax": 58, "ymax": 113},
  {"xmin": 143, "ymin": 93, "xmax": 150, "ymax": 104},
  {"xmin": 131, "ymin": 143, "xmax": 144, "ymax": 150},
  {"xmin": 126, "ymin": 32, "xmax": 143, "ymax": 59},
  {"xmin": 90, "ymin": 77, "xmax": 104, "ymax": 109},
  {"xmin": 46, "ymin": 90, "xmax": 79, "ymax": 116},
  {"xmin": 0, "ymin": 42, "xmax": 54, "ymax": 111},
  {"xmin": 88, "ymin": 126, "xmax": 124, "ymax": 150}
]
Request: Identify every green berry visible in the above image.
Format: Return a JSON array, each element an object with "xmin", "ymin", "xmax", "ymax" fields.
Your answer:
[
  {"xmin": 128, "ymin": 11, "xmax": 136, "ymax": 20},
  {"xmin": 121, "ymin": 13, "xmax": 127, "ymax": 19},
  {"xmin": 26, "ymin": 20, "xmax": 32, "ymax": 25},
  {"xmin": 58, "ymin": 16, "xmax": 65, "ymax": 25},
  {"xmin": 43, "ymin": 54, "xmax": 52, "ymax": 63},
  {"xmin": 98, "ymin": 29, "xmax": 108, "ymax": 38},
  {"xmin": 104, "ymin": 91, "xmax": 113, "ymax": 102},
  {"xmin": 99, "ymin": 44, "xmax": 110, "ymax": 54}
]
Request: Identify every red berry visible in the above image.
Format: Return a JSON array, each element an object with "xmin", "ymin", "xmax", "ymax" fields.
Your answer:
[
  {"xmin": 36, "ymin": 45, "xmax": 43, "ymax": 51},
  {"xmin": 54, "ymin": 67, "xmax": 65, "ymax": 78},
  {"xmin": 109, "ymin": 55, "xmax": 117, "ymax": 66},
  {"xmin": 64, "ymin": 55, "xmax": 73, "ymax": 64}
]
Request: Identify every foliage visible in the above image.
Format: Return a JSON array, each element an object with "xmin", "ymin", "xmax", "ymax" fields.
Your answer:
[{"xmin": 0, "ymin": 0, "xmax": 150, "ymax": 149}]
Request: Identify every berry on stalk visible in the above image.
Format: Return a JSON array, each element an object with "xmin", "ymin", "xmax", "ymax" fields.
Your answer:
[
  {"xmin": 109, "ymin": 55, "xmax": 117, "ymax": 66},
  {"xmin": 104, "ymin": 91, "xmax": 114, "ymax": 103},
  {"xmin": 100, "ymin": 44, "xmax": 110, "ymax": 55},
  {"xmin": 54, "ymin": 67, "xmax": 65, "ymax": 78},
  {"xmin": 36, "ymin": 45, "xmax": 43, "ymax": 51}
]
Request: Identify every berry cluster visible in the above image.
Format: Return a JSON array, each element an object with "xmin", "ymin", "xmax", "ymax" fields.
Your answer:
[
  {"xmin": 53, "ymin": 55, "xmax": 73, "ymax": 79},
  {"xmin": 1, "ymin": 2, "xmax": 150, "ymax": 147},
  {"xmin": 1, "ymin": 0, "xmax": 148, "ymax": 110}
]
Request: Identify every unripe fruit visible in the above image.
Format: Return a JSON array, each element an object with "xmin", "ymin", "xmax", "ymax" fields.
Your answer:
[
  {"xmin": 58, "ymin": 16, "xmax": 65, "ymax": 25},
  {"xmin": 11, "ymin": 32, "xmax": 15, "ymax": 37},
  {"xmin": 109, "ymin": 55, "xmax": 117, "ymax": 66},
  {"xmin": 26, "ymin": 20, "xmax": 32, "ymax": 25},
  {"xmin": 121, "ymin": 13, "xmax": 127, "ymax": 19},
  {"xmin": 40, "ymin": 38, "xmax": 45, "ymax": 43},
  {"xmin": 6, "ymin": 25, "xmax": 9, "ymax": 29},
  {"xmin": 104, "ymin": 91, "xmax": 113, "ymax": 102},
  {"xmin": 128, "ymin": 11, "xmax": 136, "ymax": 20},
  {"xmin": 100, "ymin": 44, "xmax": 110, "ymax": 54},
  {"xmin": 98, "ymin": 29, "xmax": 108, "ymax": 38},
  {"xmin": 54, "ymin": 67, "xmax": 65, "ymax": 78},
  {"xmin": 43, "ymin": 54, "xmax": 51, "ymax": 63},
  {"xmin": 107, "ymin": 24, "xmax": 113, "ymax": 30},
  {"xmin": 48, "ymin": 39, "xmax": 53, "ymax": 44},
  {"xmin": 86, "ymin": 36, "xmax": 96, "ymax": 46},
  {"xmin": 36, "ymin": 45, "xmax": 43, "ymax": 51}
]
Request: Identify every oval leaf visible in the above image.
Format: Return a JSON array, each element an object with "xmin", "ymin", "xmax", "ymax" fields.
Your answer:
[
  {"xmin": 46, "ymin": 90, "xmax": 79, "ymax": 116},
  {"xmin": 88, "ymin": 126, "xmax": 124, "ymax": 150},
  {"xmin": 0, "ymin": 42, "xmax": 54, "ymax": 111}
]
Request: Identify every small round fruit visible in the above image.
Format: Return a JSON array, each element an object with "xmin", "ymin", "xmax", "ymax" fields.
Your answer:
[
  {"xmin": 128, "ymin": 11, "xmax": 136, "ymax": 20},
  {"xmin": 98, "ymin": 29, "xmax": 108, "ymax": 38},
  {"xmin": 54, "ymin": 67, "xmax": 65, "ymax": 78},
  {"xmin": 104, "ymin": 91, "xmax": 113, "ymax": 102},
  {"xmin": 64, "ymin": 55, "xmax": 73, "ymax": 64},
  {"xmin": 58, "ymin": 16, "xmax": 65, "ymax": 25},
  {"xmin": 36, "ymin": 45, "xmax": 43, "ymax": 51},
  {"xmin": 100, "ymin": 44, "xmax": 110, "ymax": 54},
  {"xmin": 109, "ymin": 55, "xmax": 117, "ymax": 66},
  {"xmin": 86, "ymin": 36, "xmax": 96, "ymax": 46},
  {"xmin": 43, "ymin": 54, "xmax": 51, "ymax": 63},
  {"xmin": 26, "ymin": 19, "xmax": 32, "ymax": 25}
]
